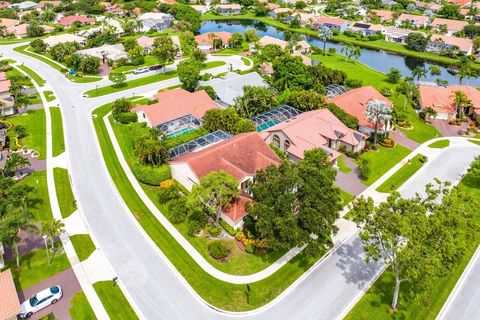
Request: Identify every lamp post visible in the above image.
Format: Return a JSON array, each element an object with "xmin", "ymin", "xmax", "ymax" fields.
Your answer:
[
  {"xmin": 42, "ymin": 235, "xmax": 50, "ymax": 264},
  {"xmin": 95, "ymin": 85, "xmax": 98, "ymax": 96}
]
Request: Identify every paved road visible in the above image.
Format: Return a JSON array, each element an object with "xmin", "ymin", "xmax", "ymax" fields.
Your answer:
[{"xmin": 2, "ymin": 44, "xmax": 479, "ymax": 319}]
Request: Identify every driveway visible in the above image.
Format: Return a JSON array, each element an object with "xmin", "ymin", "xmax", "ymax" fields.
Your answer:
[
  {"xmin": 17, "ymin": 268, "xmax": 81, "ymax": 320},
  {"xmin": 431, "ymin": 119, "xmax": 470, "ymax": 137}
]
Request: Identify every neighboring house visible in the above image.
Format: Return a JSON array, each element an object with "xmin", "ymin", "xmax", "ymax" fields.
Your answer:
[
  {"xmin": 221, "ymin": 193, "xmax": 253, "ymax": 229},
  {"xmin": 132, "ymin": 88, "xmax": 217, "ymax": 135},
  {"xmin": 76, "ymin": 43, "xmax": 127, "ymax": 62},
  {"xmin": 255, "ymin": 35, "xmax": 288, "ymax": 50},
  {"xmin": 427, "ymin": 34, "xmax": 474, "ymax": 55},
  {"xmin": 6, "ymin": 23, "xmax": 53, "ymax": 38},
  {"xmin": 195, "ymin": 31, "xmax": 232, "ymax": 50},
  {"xmin": 262, "ymin": 108, "xmax": 366, "ymax": 165},
  {"xmin": 370, "ymin": 9, "xmax": 394, "ymax": 22},
  {"xmin": 36, "ymin": 1, "xmax": 62, "ymax": 9},
  {"xmin": 0, "ymin": 1, "xmax": 11, "ymax": 8},
  {"xmin": 9, "ymin": 0, "xmax": 36, "ymax": 10},
  {"xmin": 0, "ymin": 18, "xmax": 19, "ymax": 34},
  {"xmin": 0, "ymin": 72, "xmax": 15, "ymax": 117},
  {"xmin": 430, "ymin": 18, "xmax": 468, "ymax": 35},
  {"xmin": 59, "ymin": 15, "xmax": 95, "ymax": 27},
  {"xmin": 199, "ymin": 72, "xmax": 270, "ymax": 106},
  {"xmin": 260, "ymin": 61, "xmax": 274, "ymax": 75},
  {"xmin": 414, "ymin": 1, "xmax": 441, "ymax": 13},
  {"xmin": 292, "ymin": 52, "xmax": 312, "ymax": 65},
  {"xmin": 293, "ymin": 12, "xmax": 315, "ymax": 26},
  {"xmin": 268, "ymin": 7, "xmax": 292, "ymax": 18},
  {"xmin": 136, "ymin": 35, "xmax": 182, "ymax": 55},
  {"xmin": 0, "ymin": 128, "xmax": 7, "ymax": 149},
  {"xmin": 216, "ymin": 3, "xmax": 241, "ymax": 15},
  {"xmin": 311, "ymin": 17, "xmax": 349, "ymax": 31},
  {"xmin": 138, "ymin": 12, "xmax": 174, "ymax": 31},
  {"xmin": 396, "ymin": 13, "xmax": 429, "ymax": 28},
  {"xmin": 100, "ymin": 2, "xmax": 126, "ymax": 14},
  {"xmin": 266, "ymin": 2, "xmax": 279, "ymax": 12},
  {"xmin": 293, "ymin": 40, "xmax": 311, "ymax": 54},
  {"xmin": 348, "ymin": 22, "xmax": 384, "ymax": 36},
  {"xmin": 326, "ymin": 86, "xmax": 394, "ymax": 135},
  {"xmin": 0, "ymin": 269, "xmax": 20, "ymax": 320},
  {"xmin": 383, "ymin": 26, "xmax": 416, "ymax": 43},
  {"xmin": 418, "ymin": 84, "xmax": 480, "ymax": 120},
  {"xmin": 447, "ymin": 0, "xmax": 471, "ymax": 5},
  {"xmin": 43, "ymin": 33, "xmax": 86, "ymax": 47},
  {"xmin": 191, "ymin": 5, "xmax": 208, "ymax": 14}
]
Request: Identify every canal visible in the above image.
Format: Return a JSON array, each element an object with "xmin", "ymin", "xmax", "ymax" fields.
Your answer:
[{"xmin": 200, "ymin": 20, "xmax": 480, "ymax": 86}]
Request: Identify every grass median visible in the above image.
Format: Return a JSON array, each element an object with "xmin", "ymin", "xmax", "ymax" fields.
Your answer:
[
  {"xmin": 92, "ymin": 102, "xmax": 328, "ymax": 311},
  {"xmin": 70, "ymin": 291, "xmax": 97, "ymax": 320},
  {"xmin": 53, "ymin": 168, "xmax": 77, "ymax": 219},
  {"xmin": 428, "ymin": 139, "xmax": 450, "ymax": 148},
  {"xmin": 51, "ymin": 107, "xmax": 65, "ymax": 156},
  {"xmin": 70, "ymin": 234, "xmax": 95, "ymax": 262},
  {"xmin": 18, "ymin": 64, "xmax": 45, "ymax": 87},
  {"xmin": 84, "ymin": 61, "xmax": 226, "ymax": 98},
  {"xmin": 376, "ymin": 154, "xmax": 426, "ymax": 192},
  {"xmin": 93, "ymin": 281, "xmax": 139, "ymax": 320}
]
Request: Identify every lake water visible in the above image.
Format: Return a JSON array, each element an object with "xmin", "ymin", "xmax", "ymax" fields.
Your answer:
[{"xmin": 200, "ymin": 20, "xmax": 480, "ymax": 87}]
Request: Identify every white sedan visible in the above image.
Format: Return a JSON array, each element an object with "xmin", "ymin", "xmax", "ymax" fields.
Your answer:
[{"xmin": 19, "ymin": 285, "xmax": 63, "ymax": 318}]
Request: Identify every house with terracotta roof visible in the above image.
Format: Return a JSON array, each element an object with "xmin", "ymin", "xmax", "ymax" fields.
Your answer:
[
  {"xmin": 414, "ymin": 1, "xmax": 442, "ymax": 13},
  {"xmin": 221, "ymin": 193, "xmax": 253, "ymax": 229},
  {"xmin": 136, "ymin": 35, "xmax": 181, "ymax": 55},
  {"xmin": 383, "ymin": 26, "xmax": 417, "ymax": 43},
  {"xmin": 43, "ymin": 33, "xmax": 86, "ymax": 47},
  {"xmin": 419, "ymin": 85, "xmax": 480, "ymax": 120},
  {"xmin": 311, "ymin": 17, "xmax": 349, "ymax": 31},
  {"xmin": 132, "ymin": 88, "xmax": 217, "ymax": 135},
  {"xmin": 430, "ymin": 18, "xmax": 468, "ymax": 35},
  {"xmin": 293, "ymin": 12, "xmax": 316, "ymax": 26},
  {"xmin": 59, "ymin": 15, "xmax": 95, "ymax": 27},
  {"xmin": 0, "ymin": 72, "xmax": 15, "ymax": 117},
  {"xmin": 396, "ymin": 13, "xmax": 429, "ymax": 28},
  {"xmin": 195, "ymin": 32, "xmax": 232, "ymax": 50},
  {"xmin": 216, "ymin": 3, "xmax": 241, "ymax": 15},
  {"xmin": 0, "ymin": 269, "xmax": 20, "ymax": 320},
  {"xmin": 262, "ymin": 108, "xmax": 366, "ymax": 165},
  {"xmin": 0, "ymin": 1, "xmax": 11, "ymax": 8},
  {"xmin": 266, "ymin": 2, "xmax": 279, "ymax": 11},
  {"xmin": 428, "ymin": 34, "xmax": 474, "ymax": 55},
  {"xmin": 0, "ymin": 18, "xmax": 19, "ymax": 32},
  {"xmin": 36, "ymin": 1, "xmax": 61, "ymax": 9},
  {"xmin": 370, "ymin": 9, "xmax": 394, "ymax": 22},
  {"xmin": 268, "ymin": 7, "xmax": 293, "ymax": 19},
  {"xmin": 326, "ymin": 86, "xmax": 394, "ymax": 135},
  {"xmin": 447, "ymin": 0, "xmax": 471, "ymax": 6}
]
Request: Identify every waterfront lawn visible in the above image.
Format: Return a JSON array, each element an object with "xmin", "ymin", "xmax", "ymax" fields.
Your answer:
[
  {"xmin": 51, "ymin": 107, "xmax": 65, "ymax": 156},
  {"xmin": 311, "ymin": 55, "xmax": 441, "ymax": 143},
  {"xmin": 357, "ymin": 145, "xmax": 411, "ymax": 186},
  {"xmin": 428, "ymin": 139, "xmax": 450, "ymax": 148},
  {"xmin": 19, "ymin": 170, "xmax": 52, "ymax": 223},
  {"xmin": 84, "ymin": 61, "xmax": 226, "ymax": 97},
  {"xmin": 18, "ymin": 65, "xmax": 45, "ymax": 87},
  {"xmin": 5, "ymin": 244, "xmax": 70, "ymax": 290},
  {"xmin": 53, "ymin": 168, "xmax": 77, "ymax": 218},
  {"xmin": 70, "ymin": 234, "xmax": 95, "ymax": 262},
  {"xmin": 93, "ymin": 102, "xmax": 329, "ymax": 311},
  {"xmin": 376, "ymin": 154, "xmax": 425, "ymax": 192},
  {"xmin": 93, "ymin": 281, "xmax": 138, "ymax": 320},
  {"xmin": 7, "ymin": 109, "xmax": 47, "ymax": 159},
  {"xmin": 70, "ymin": 291, "xmax": 97, "ymax": 320},
  {"xmin": 345, "ymin": 171, "xmax": 480, "ymax": 320}
]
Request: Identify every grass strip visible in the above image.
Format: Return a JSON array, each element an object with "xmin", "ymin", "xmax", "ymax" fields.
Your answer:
[
  {"xmin": 18, "ymin": 64, "xmax": 45, "ymax": 87},
  {"xmin": 53, "ymin": 168, "xmax": 77, "ymax": 219},
  {"xmin": 44, "ymin": 91, "xmax": 56, "ymax": 102},
  {"xmin": 376, "ymin": 154, "xmax": 426, "ymax": 192},
  {"xmin": 50, "ymin": 107, "xmax": 65, "ymax": 156},
  {"xmin": 428, "ymin": 140, "xmax": 450, "ymax": 149},
  {"xmin": 70, "ymin": 234, "xmax": 95, "ymax": 262},
  {"xmin": 93, "ymin": 281, "xmax": 139, "ymax": 320},
  {"xmin": 69, "ymin": 291, "xmax": 97, "ymax": 320},
  {"xmin": 92, "ymin": 102, "xmax": 327, "ymax": 311}
]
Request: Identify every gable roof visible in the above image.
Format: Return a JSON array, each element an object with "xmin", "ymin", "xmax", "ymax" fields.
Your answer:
[
  {"xmin": 0, "ymin": 269, "xmax": 20, "ymax": 320},
  {"xmin": 419, "ymin": 85, "xmax": 480, "ymax": 114},
  {"xmin": 132, "ymin": 88, "xmax": 217, "ymax": 127},
  {"xmin": 326, "ymin": 86, "xmax": 393, "ymax": 128},
  {"xmin": 170, "ymin": 132, "xmax": 281, "ymax": 181},
  {"xmin": 0, "ymin": 79, "xmax": 11, "ymax": 93},
  {"xmin": 43, "ymin": 33, "xmax": 86, "ymax": 46},
  {"xmin": 431, "ymin": 18, "xmax": 468, "ymax": 32}
]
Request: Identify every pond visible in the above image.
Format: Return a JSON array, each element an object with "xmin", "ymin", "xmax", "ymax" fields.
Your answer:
[{"xmin": 200, "ymin": 20, "xmax": 480, "ymax": 87}]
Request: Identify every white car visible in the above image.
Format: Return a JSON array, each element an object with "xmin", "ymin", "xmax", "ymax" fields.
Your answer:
[
  {"xmin": 133, "ymin": 66, "xmax": 149, "ymax": 75},
  {"xmin": 19, "ymin": 285, "xmax": 63, "ymax": 318}
]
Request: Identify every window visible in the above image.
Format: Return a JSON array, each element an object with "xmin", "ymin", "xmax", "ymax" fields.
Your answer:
[
  {"xmin": 284, "ymin": 140, "xmax": 290, "ymax": 152},
  {"xmin": 272, "ymin": 135, "xmax": 280, "ymax": 148}
]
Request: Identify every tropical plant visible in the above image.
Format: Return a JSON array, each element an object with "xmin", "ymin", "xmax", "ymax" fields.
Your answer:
[
  {"xmin": 411, "ymin": 67, "xmax": 427, "ymax": 82},
  {"xmin": 450, "ymin": 90, "xmax": 472, "ymax": 118},
  {"xmin": 41, "ymin": 219, "xmax": 65, "ymax": 251},
  {"xmin": 364, "ymin": 100, "xmax": 392, "ymax": 146},
  {"xmin": 318, "ymin": 26, "xmax": 333, "ymax": 55}
]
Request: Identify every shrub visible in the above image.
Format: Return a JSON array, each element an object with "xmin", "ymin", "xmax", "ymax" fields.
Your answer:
[
  {"xmin": 345, "ymin": 79, "xmax": 363, "ymax": 88},
  {"xmin": 345, "ymin": 150, "xmax": 359, "ymax": 159},
  {"xmin": 245, "ymin": 243, "xmax": 255, "ymax": 254},
  {"xmin": 13, "ymin": 125, "xmax": 27, "ymax": 139},
  {"xmin": 357, "ymin": 158, "xmax": 370, "ymax": 180},
  {"xmin": 380, "ymin": 87, "xmax": 392, "ymax": 97},
  {"xmin": 132, "ymin": 164, "xmax": 171, "ymax": 186},
  {"xmin": 419, "ymin": 155, "xmax": 428, "ymax": 163},
  {"xmin": 208, "ymin": 240, "xmax": 229, "ymax": 260},
  {"xmin": 167, "ymin": 197, "xmax": 187, "ymax": 223},
  {"xmin": 220, "ymin": 219, "xmax": 236, "ymax": 236},
  {"xmin": 379, "ymin": 138, "xmax": 395, "ymax": 148},
  {"xmin": 117, "ymin": 112, "xmax": 137, "ymax": 124},
  {"xmin": 197, "ymin": 85, "xmax": 216, "ymax": 99},
  {"xmin": 208, "ymin": 225, "xmax": 222, "ymax": 237}
]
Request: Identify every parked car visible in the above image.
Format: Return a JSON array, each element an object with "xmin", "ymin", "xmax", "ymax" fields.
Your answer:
[
  {"xmin": 133, "ymin": 66, "xmax": 149, "ymax": 74},
  {"xmin": 19, "ymin": 285, "xmax": 63, "ymax": 318},
  {"xmin": 149, "ymin": 64, "xmax": 163, "ymax": 71}
]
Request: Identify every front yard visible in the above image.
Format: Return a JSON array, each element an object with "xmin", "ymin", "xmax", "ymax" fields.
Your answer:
[
  {"xmin": 376, "ymin": 154, "xmax": 426, "ymax": 192},
  {"xmin": 93, "ymin": 281, "xmax": 138, "ymax": 320},
  {"xmin": 19, "ymin": 170, "xmax": 52, "ymax": 223},
  {"xmin": 6, "ymin": 109, "xmax": 47, "ymax": 159}
]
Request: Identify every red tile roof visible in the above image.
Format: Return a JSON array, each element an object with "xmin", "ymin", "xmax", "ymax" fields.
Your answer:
[
  {"xmin": 419, "ymin": 85, "xmax": 480, "ymax": 114},
  {"xmin": 170, "ymin": 132, "xmax": 281, "ymax": 181},
  {"xmin": 132, "ymin": 88, "xmax": 217, "ymax": 127},
  {"xmin": 326, "ymin": 86, "xmax": 393, "ymax": 129},
  {"xmin": 195, "ymin": 32, "xmax": 232, "ymax": 46},
  {"xmin": 313, "ymin": 16, "xmax": 347, "ymax": 26},
  {"xmin": 0, "ymin": 79, "xmax": 11, "ymax": 93},
  {"xmin": 59, "ymin": 15, "xmax": 95, "ymax": 26},
  {"xmin": 0, "ymin": 1, "xmax": 10, "ymax": 8},
  {"xmin": 223, "ymin": 192, "xmax": 253, "ymax": 222},
  {"xmin": 370, "ymin": 9, "xmax": 394, "ymax": 21},
  {"xmin": 397, "ymin": 13, "xmax": 428, "ymax": 25},
  {"xmin": 0, "ymin": 269, "xmax": 20, "ymax": 320},
  {"xmin": 431, "ymin": 18, "xmax": 468, "ymax": 32},
  {"xmin": 447, "ymin": 0, "xmax": 471, "ymax": 6},
  {"xmin": 430, "ymin": 34, "xmax": 473, "ymax": 53}
]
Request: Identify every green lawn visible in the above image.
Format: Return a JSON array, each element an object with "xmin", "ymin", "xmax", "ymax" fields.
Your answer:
[
  {"xmin": 339, "ymin": 188, "xmax": 354, "ymax": 206},
  {"xmin": 6, "ymin": 109, "xmax": 47, "ymax": 159},
  {"xmin": 93, "ymin": 281, "xmax": 138, "ymax": 320},
  {"xmin": 4, "ymin": 244, "xmax": 70, "ymax": 291},
  {"xmin": 468, "ymin": 139, "xmax": 480, "ymax": 146},
  {"xmin": 50, "ymin": 107, "xmax": 65, "ymax": 156},
  {"xmin": 311, "ymin": 54, "xmax": 442, "ymax": 143},
  {"xmin": 53, "ymin": 168, "xmax": 77, "ymax": 219},
  {"xmin": 19, "ymin": 170, "xmax": 52, "ymax": 223},
  {"xmin": 70, "ymin": 234, "xmax": 95, "ymax": 262},
  {"xmin": 68, "ymin": 75, "xmax": 103, "ymax": 83},
  {"xmin": 44, "ymin": 91, "xmax": 56, "ymax": 102},
  {"xmin": 428, "ymin": 139, "xmax": 450, "ymax": 148},
  {"xmin": 18, "ymin": 65, "xmax": 45, "ymax": 87},
  {"xmin": 14, "ymin": 45, "xmax": 64, "ymax": 73},
  {"xmin": 69, "ymin": 291, "xmax": 97, "ymax": 320},
  {"xmin": 241, "ymin": 56, "xmax": 252, "ymax": 66},
  {"xmin": 337, "ymin": 156, "xmax": 352, "ymax": 173},
  {"xmin": 376, "ymin": 154, "xmax": 426, "ymax": 192},
  {"xmin": 93, "ymin": 102, "xmax": 329, "ymax": 311},
  {"xmin": 357, "ymin": 145, "xmax": 412, "ymax": 186},
  {"xmin": 84, "ymin": 61, "xmax": 226, "ymax": 97},
  {"xmin": 345, "ymin": 168, "xmax": 480, "ymax": 320},
  {"xmin": 113, "ymin": 55, "xmax": 162, "ymax": 73}
]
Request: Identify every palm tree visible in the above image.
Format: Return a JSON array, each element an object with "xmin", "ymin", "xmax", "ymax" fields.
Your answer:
[
  {"xmin": 450, "ymin": 90, "xmax": 472, "ymax": 119},
  {"xmin": 3, "ymin": 153, "xmax": 30, "ymax": 177},
  {"xmin": 341, "ymin": 43, "xmax": 354, "ymax": 62},
  {"xmin": 318, "ymin": 26, "xmax": 333, "ymax": 55},
  {"xmin": 365, "ymin": 100, "xmax": 392, "ymax": 146},
  {"xmin": 351, "ymin": 46, "xmax": 362, "ymax": 62},
  {"xmin": 411, "ymin": 67, "xmax": 426, "ymax": 83},
  {"xmin": 3, "ymin": 208, "xmax": 36, "ymax": 268},
  {"xmin": 429, "ymin": 65, "xmax": 441, "ymax": 76},
  {"xmin": 41, "ymin": 219, "xmax": 65, "ymax": 251},
  {"xmin": 402, "ymin": 80, "xmax": 418, "ymax": 111}
]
